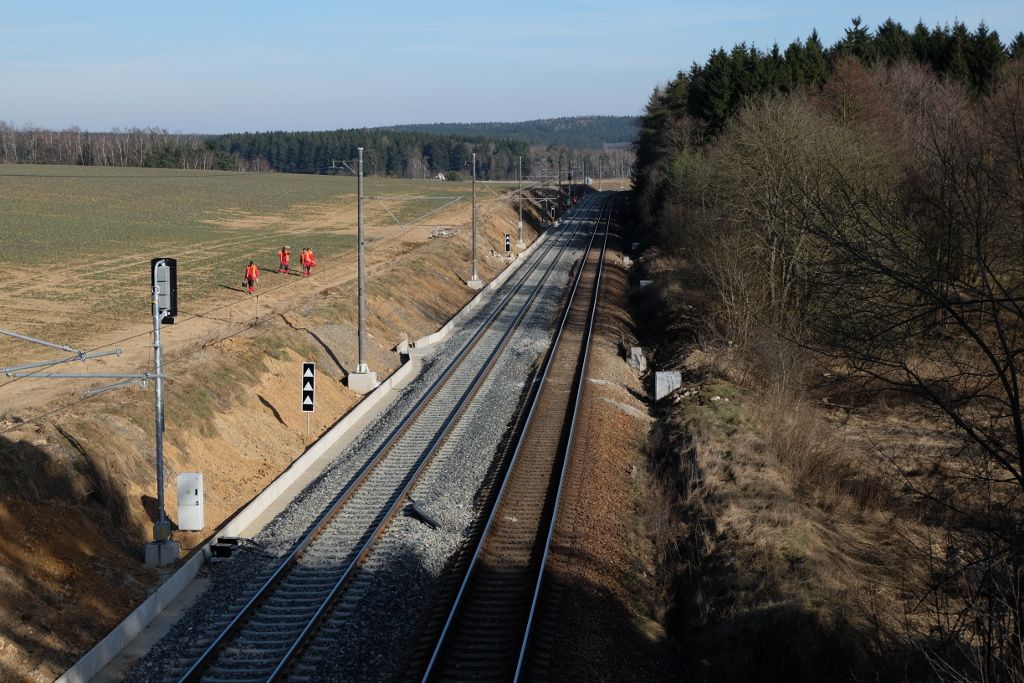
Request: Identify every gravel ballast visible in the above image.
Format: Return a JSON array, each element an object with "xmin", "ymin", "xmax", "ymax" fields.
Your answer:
[{"xmin": 122, "ymin": 214, "xmax": 592, "ymax": 682}]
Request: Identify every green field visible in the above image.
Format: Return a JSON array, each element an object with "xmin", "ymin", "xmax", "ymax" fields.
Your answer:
[
  {"xmin": 0, "ymin": 164, "xmax": 515, "ymax": 351},
  {"xmin": 0, "ymin": 164, "xmax": 507, "ymax": 262}
]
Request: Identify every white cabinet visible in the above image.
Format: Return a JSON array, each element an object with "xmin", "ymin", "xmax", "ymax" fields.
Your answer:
[{"xmin": 177, "ymin": 472, "xmax": 204, "ymax": 531}]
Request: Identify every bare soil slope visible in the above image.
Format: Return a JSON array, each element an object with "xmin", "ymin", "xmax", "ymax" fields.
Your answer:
[{"xmin": 0, "ymin": 182, "xmax": 549, "ymax": 681}]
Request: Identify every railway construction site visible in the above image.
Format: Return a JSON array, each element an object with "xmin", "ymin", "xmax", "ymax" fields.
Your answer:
[
  {"xmin": 0, "ymin": 168, "xmax": 660, "ymax": 682},
  {"xmin": 6, "ymin": 7, "xmax": 1024, "ymax": 682}
]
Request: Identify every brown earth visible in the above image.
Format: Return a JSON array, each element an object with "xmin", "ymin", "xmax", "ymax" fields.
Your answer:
[
  {"xmin": 0, "ymin": 188, "xmax": 552, "ymax": 682},
  {"xmin": 538, "ymin": 236, "xmax": 675, "ymax": 679}
]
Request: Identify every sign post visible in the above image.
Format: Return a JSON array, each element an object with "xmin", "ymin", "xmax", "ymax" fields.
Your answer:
[{"xmin": 302, "ymin": 361, "xmax": 315, "ymax": 436}]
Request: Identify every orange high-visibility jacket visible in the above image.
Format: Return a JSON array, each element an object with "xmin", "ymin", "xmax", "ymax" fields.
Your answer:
[
  {"xmin": 308, "ymin": 250, "xmax": 316, "ymax": 266},
  {"xmin": 278, "ymin": 249, "xmax": 290, "ymax": 265},
  {"xmin": 245, "ymin": 264, "xmax": 260, "ymax": 280},
  {"xmin": 300, "ymin": 249, "xmax": 311, "ymax": 267}
]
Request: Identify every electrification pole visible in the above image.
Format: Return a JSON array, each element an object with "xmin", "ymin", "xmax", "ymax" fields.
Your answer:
[
  {"xmin": 557, "ymin": 156, "xmax": 562, "ymax": 216},
  {"xmin": 517, "ymin": 155, "xmax": 525, "ymax": 247},
  {"xmin": 357, "ymin": 147, "xmax": 367, "ymax": 374},
  {"xmin": 1, "ymin": 258, "xmax": 180, "ymax": 567},
  {"xmin": 466, "ymin": 152, "xmax": 482, "ymax": 289},
  {"xmin": 151, "ymin": 268, "xmax": 169, "ymax": 548},
  {"xmin": 349, "ymin": 147, "xmax": 377, "ymax": 392}
]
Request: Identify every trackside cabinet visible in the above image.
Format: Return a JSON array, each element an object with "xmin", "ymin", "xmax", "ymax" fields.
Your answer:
[{"xmin": 177, "ymin": 472, "xmax": 204, "ymax": 531}]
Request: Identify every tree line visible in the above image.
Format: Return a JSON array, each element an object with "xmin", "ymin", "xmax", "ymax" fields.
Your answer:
[
  {"xmin": 385, "ymin": 115, "xmax": 638, "ymax": 149},
  {"xmin": 206, "ymin": 128, "xmax": 532, "ymax": 179},
  {"xmin": 207, "ymin": 129, "xmax": 633, "ymax": 181},
  {"xmin": 0, "ymin": 125, "xmax": 238, "ymax": 170},
  {"xmin": 633, "ymin": 17, "xmax": 1024, "ymax": 681},
  {"xmin": 0, "ymin": 121, "xmax": 636, "ymax": 182}
]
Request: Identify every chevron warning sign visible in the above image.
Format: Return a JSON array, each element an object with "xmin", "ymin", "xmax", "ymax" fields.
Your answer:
[{"xmin": 301, "ymin": 362, "xmax": 315, "ymax": 413}]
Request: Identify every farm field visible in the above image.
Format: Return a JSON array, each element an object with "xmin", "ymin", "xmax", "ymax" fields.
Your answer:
[{"xmin": 0, "ymin": 164, "xmax": 517, "ymax": 367}]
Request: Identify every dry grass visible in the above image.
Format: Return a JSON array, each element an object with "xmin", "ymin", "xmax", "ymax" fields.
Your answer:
[{"xmin": 630, "ymin": 253, "xmax": 958, "ymax": 681}]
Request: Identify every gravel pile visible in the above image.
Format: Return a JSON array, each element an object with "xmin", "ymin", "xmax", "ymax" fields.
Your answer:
[{"xmin": 123, "ymin": 220, "xmax": 588, "ymax": 682}]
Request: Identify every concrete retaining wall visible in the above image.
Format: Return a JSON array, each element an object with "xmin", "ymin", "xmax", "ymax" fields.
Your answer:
[
  {"xmin": 57, "ymin": 227, "xmax": 549, "ymax": 683},
  {"xmin": 411, "ymin": 228, "xmax": 550, "ymax": 349}
]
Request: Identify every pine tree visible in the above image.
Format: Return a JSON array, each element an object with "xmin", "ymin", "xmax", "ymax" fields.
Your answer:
[
  {"xmin": 1011, "ymin": 32, "xmax": 1024, "ymax": 58},
  {"xmin": 693, "ymin": 49, "xmax": 734, "ymax": 133},
  {"xmin": 967, "ymin": 22, "xmax": 1007, "ymax": 92},
  {"xmin": 911, "ymin": 21, "xmax": 932, "ymax": 64},
  {"xmin": 836, "ymin": 16, "xmax": 874, "ymax": 63},
  {"xmin": 875, "ymin": 18, "xmax": 911, "ymax": 64},
  {"xmin": 804, "ymin": 31, "xmax": 829, "ymax": 85}
]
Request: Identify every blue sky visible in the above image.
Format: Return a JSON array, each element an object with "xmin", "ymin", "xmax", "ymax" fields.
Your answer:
[{"xmin": 1, "ymin": 1, "xmax": 1021, "ymax": 132}]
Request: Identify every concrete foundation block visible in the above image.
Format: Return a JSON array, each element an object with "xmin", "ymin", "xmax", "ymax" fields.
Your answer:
[
  {"xmin": 465, "ymin": 278, "xmax": 484, "ymax": 290},
  {"xmin": 145, "ymin": 540, "xmax": 180, "ymax": 568},
  {"xmin": 639, "ymin": 279, "xmax": 653, "ymax": 288},
  {"xmin": 348, "ymin": 371, "xmax": 379, "ymax": 394},
  {"xmin": 626, "ymin": 346, "xmax": 647, "ymax": 373},
  {"xmin": 655, "ymin": 371, "xmax": 683, "ymax": 401}
]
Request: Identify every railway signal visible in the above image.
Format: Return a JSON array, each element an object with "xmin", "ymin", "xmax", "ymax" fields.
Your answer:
[
  {"xmin": 0, "ymin": 257, "xmax": 181, "ymax": 566},
  {"xmin": 505, "ymin": 233, "xmax": 511, "ymax": 255},
  {"xmin": 151, "ymin": 257, "xmax": 177, "ymax": 324}
]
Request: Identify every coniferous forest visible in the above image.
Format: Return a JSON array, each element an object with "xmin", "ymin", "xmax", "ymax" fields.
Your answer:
[
  {"xmin": 0, "ymin": 122, "xmax": 636, "ymax": 181},
  {"xmin": 206, "ymin": 129, "xmax": 532, "ymax": 179}
]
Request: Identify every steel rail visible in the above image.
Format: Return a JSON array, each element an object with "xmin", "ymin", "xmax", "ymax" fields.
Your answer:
[
  {"xmin": 177, "ymin": 196, "xmax": 600, "ymax": 683},
  {"xmin": 267, "ymin": 197, "xmax": 605, "ymax": 681},
  {"xmin": 513, "ymin": 196, "xmax": 613, "ymax": 681},
  {"xmin": 420, "ymin": 193, "xmax": 613, "ymax": 681}
]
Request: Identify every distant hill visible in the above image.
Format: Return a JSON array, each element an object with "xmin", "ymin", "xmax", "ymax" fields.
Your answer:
[{"xmin": 383, "ymin": 116, "xmax": 638, "ymax": 149}]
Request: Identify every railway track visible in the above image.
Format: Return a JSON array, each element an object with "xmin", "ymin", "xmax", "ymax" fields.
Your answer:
[
  {"xmin": 172, "ymin": 195, "xmax": 605, "ymax": 683},
  {"xmin": 418, "ymin": 194, "xmax": 613, "ymax": 681}
]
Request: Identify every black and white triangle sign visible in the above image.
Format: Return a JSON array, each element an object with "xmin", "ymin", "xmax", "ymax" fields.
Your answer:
[{"xmin": 301, "ymin": 362, "xmax": 315, "ymax": 412}]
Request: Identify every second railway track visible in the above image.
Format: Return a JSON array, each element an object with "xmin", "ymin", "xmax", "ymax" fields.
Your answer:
[{"xmin": 418, "ymin": 194, "xmax": 613, "ymax": 682}]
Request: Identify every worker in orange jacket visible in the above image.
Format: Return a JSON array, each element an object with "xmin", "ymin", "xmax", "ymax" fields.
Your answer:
[
  {"xmin": 244, "ymin": 260, "xmax": 260, "ymax": 293},
  {"xmin": 301, "ymin": 247, "xmax": 316, "ymax": 277},
  {"xmin": 277, "ymin": 245, "xmax": 291, "ymax": 274}
]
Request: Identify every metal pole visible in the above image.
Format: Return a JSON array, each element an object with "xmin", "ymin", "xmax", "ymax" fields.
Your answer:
[
  {"xmin": 557, "ymin": 156, "xmax": 562, "ymax": 214},
  {"xmin": 0, "ymin": 328, "xmax": 75, "ymax": 353},
  {"xmin": 357, "ymin": 147, "xmax": 368, "ymax": 374},
  {"xmin": 151, "ymin": 262, "xmax": 169, "ymax": 544},
  {"xmin": 471, "ymin": 152, "xmax": 478, "ymax": 282},
  {"xmin": 517, "ymin": 155, "xmax": 524, "ymax": 245}
]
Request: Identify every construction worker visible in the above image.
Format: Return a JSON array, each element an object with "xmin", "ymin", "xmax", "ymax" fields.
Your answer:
[
  {"xmin": 244, "ymin": 260, "xmax": 260, "ymax": 293},
  {"xmin": 306, "ymin": 247, "xmax": 316, "ymax": 275},
  {"xmin": 277, "ymin": 245, "xmax": 291, "ymax": 274},
  {"xmin": 299, "ymin": 247, "xmax": 309, "ymax": 277}
]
